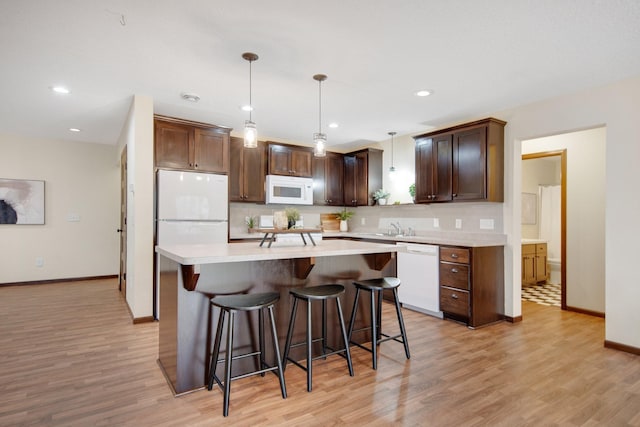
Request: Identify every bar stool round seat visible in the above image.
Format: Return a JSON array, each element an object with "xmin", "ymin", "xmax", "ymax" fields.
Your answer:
[
  {"xmin": 207, "ymin": 292, "xmax": 286, "ymax": 417},
  {"xmin": 347, "ymin": 277, "xmax": 410, "ymax": 370},
  {"xmin": 282, "ymin": 284, "xmax": 354, "ymax": 392}
]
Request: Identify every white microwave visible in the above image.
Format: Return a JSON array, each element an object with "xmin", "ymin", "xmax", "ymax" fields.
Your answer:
[{"xmin": 265, "ymin": 175, "xmax": 314, "ymax": 205}]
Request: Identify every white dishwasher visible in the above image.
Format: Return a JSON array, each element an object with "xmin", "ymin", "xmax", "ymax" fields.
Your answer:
[{"xmin": 396, "ymin": 242, "xmax": 442, "ymax": 318}]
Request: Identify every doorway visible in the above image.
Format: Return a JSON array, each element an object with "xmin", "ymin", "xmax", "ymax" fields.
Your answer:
[
  {"xmin": 520, "ymin": 126, "xmax": 606, "ymax": 317},
  {"xmin": 521, "ymin": 151, "xmax": 567, "ymax": 309}
]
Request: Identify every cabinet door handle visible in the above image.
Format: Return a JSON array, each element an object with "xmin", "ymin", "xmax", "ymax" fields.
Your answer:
[
  {"xmin": 451, "ymin": 293, "xmax": 458, "ymax": 299},
  {"xmin": 451, "ymin": 268, "xmax": 459, "ymax": 273},
  {"xmin": 452, "ymin": 193, "xmax": 458, "ymax": 197},
  {"xmin": 194, "ymin": 163, "xmax": 198, "ymax": 168},
  {"xmin": 450, "ymin": 253, "xmax": 458, "ymax": 259}
]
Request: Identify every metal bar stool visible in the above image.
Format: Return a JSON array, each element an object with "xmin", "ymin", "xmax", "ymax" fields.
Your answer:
[
  {"xmin": 347, "ymin": 277, "xmax": 410, "ymax": 370},
  {"xmin": 207, "ymin": 292, "xmax": 286, "ymax": 417},
  {"xmin": 282, "ymin": 284, "xmax": 354, "ymax": 392}
]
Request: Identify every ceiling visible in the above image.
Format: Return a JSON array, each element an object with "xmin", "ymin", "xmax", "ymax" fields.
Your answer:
[{"xmin": 2, "ymin": 1, "xmax": 640, "ymax": 150}]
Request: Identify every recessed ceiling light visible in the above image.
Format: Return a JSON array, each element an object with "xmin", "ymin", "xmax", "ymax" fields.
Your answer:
[
  {"xmin": 241, "ymin": 105, "xmax": 253, "ymax": 112},
  {"xmin": 180, "ymin": 92, "xmax": 200, "ymax": 102},
  {"xmin": 414, "ymin": 89, "xmax": 433, "ymax": 97},
  {"xmin": 69, "ymin": 128, "xmax": 81, "ymax": 132},
  {"xmin": 51, "ymin": 86, "xmax": 71, "ymax": 94},
  {"xmin": 328, "ymin": 122, "xmax": 339, "ymax": 129}
]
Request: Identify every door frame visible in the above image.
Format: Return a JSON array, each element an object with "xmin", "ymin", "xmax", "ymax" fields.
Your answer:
[{"xmin": 119, "ymin": 147, "xmax": 127, "ymax": 297}]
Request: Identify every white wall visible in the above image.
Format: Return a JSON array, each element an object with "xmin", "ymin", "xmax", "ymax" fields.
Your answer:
[
  {"xmin": 380, "ymin": 134, "xmax": 416, "ymax": 204},
  {"xmin": 118, "ymin": 95, "xmax": 155, "ymax": 319},
  {"xmin": 500, "ymin": 74, "xmax": 640, "ymax": 349},
  {"xmin": 523, "ymin": 128, "xmax": 606, "ymax": 313},
  {"xmin": 0, "ymin": 133, "xmax": 119, "ymax": 283}
]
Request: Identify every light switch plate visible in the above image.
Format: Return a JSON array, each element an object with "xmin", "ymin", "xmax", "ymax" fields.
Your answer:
[
  {"xmin": 455, "ymin": 219, "xmax": 462, "ymax": 229},
  {"xmin": 433, "ymin": 218, "xmax": 439, "ymax": 228}
]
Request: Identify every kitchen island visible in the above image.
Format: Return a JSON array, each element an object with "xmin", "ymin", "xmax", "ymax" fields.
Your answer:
[{"xmin": 156, "ymin": 239, "xmax": 399, "ymax": 395}]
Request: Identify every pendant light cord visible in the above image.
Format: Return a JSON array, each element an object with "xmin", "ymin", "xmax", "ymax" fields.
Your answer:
[
  {"xmin": 318, "ymin": 79, "xmax": 322, "ymax": 133},
  {"xmin": 248, "ymin": 59, "xmax": 253, "ymax": 122}
]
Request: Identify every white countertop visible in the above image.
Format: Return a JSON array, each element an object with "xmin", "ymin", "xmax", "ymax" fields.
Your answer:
[
  {"xmin": 521, "ymin": 238, "xmax": 547, "ymax": 244},
  {"xmin": 156, "ymin": 239, "xmax": 400, "ymax": 265},
  {"xmin": 232, "ymin": 230, "xmax": 507, "ymax": 247}
]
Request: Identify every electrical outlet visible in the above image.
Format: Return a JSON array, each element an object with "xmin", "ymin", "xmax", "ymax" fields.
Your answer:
[
  {"xmin": 35, "ymin": 257, "xmax": 44, "ymax": 267},
  {"xmin": 361, "ymin": 217, "xmax": 366, "ymax": 226},
  {"xmin": 433, "ymin": 218, "xmax": 439, "ymax": 228},
  {"xmin": 455, "ymin": 219, "xmax": 462, "ymax": 229}
]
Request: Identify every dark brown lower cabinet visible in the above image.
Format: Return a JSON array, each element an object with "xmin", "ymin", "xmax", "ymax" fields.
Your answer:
[{"xmin": 439, "ymin": 245, "xmax": 504, "ymax": 328}]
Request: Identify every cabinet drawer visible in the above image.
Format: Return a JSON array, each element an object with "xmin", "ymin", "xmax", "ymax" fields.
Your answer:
[
  {"xmin": 440, "ymin": 247, "xmax": 470, "ymax": 264},
  {"xmin": 536, "ymin": 244, "xmax": 547, "ymax": 255},
  {"xmin": 439, "ymin": 263, "xmax": 470, "ymax": 290},
  {"xmin": 440, "ymin": 286, "xmax": 469, "ymax": 317},
  {"xmin": 522, "ymin": 244, "xmax": 536, "ymax": 255}
]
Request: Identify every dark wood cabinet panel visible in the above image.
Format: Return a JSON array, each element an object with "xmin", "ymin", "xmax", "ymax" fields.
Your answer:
[
  {"xmin": 268, "ymin": 144, "xmax": 313, "ymax": 177},
  {"xmin": 154, "ymin": 116, "xmax": 230, "ymax": 174},
  {"xmin": 453, "ymin": 126, "xmax": 486, "ymax": 200},
  {"xmin": 155, "ymin": 121, "xmax": 192, "ymax": 169},
  {"xmin": 414, "ymin": 133, "xmax": 452, "ymax": 203},
  {"xmin": 439, "ymin": 245, "xmax": 504, "ymax": 328},
  {"xmin": 344, "ymin": 148, "xmax": 382, "ymax": 206},
  {"xmin": 193, "ymin": 128, "xmax": 229, "ymax": 173},
  {"xmin": 343, "ymin": 155, "xmax": 356, "ymax": 206},
  {"xmin": 313, "ymin": 152, "xmax": 344, "ymax": 206},
  {"xmin": 414, "ymin": 118, "xmax": 505, "ymax": 204},
  {"xmin": 229, "ymin": 137, "xmax": 266, "ymax": 202},
  {"xmin": 291, "ymin": 149, "xmax": 313, "ymax": 177}
]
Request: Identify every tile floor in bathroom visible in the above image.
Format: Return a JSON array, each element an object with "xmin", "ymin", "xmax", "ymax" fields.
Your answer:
[{"xmin": 521, "ymin": 283, "xmax": 561, "ymax": 306}]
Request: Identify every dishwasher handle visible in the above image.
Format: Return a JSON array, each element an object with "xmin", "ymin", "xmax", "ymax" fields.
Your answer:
[{"xmin": 396, "ymin": 243, "xmax": 439, "ymax": 255}]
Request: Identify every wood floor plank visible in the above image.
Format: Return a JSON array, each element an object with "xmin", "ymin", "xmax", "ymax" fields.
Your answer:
[{"xmin": 0, "ymin": 279, "xmax": 639, "ymax": 426}]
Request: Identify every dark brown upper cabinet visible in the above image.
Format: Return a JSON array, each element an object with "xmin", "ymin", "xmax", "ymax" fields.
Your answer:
[
  {"xmin": 344, "ymin": 148, "xmax": 382, "ymax": 206},
  {"xmin": 154, "ymin": 116, "xmax": 230, "ymax": 174},
  {"xmin": 229, "ymin": 137, "xmax": 266, "ymax": 202},
  {"xmin": 413, "ymin": 118, "xmax": 505, "ymax": 203},
  {"xmin": 313, "ymin": 151, "xmax": 344, "ymax": 206},
  {"xmin": 267, "ymin": 143, "xmax": 313, "ymax": 177}
]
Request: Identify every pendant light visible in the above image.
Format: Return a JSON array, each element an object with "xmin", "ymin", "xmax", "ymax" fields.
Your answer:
[
  {"xmin": 313, "ymin": 74, "xmax": 327, "ymax": 157},
  {"xmin": 242, "ymin": 52, "xmax": 259, "ymax": 148},
  {"xmin": 388, "ymin": 131, "xmax": 397, "ymax": 180}
]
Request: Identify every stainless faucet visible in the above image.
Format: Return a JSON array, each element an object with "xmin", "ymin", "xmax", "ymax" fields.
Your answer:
[{"xmin": 390, "ymin": 222, "xmax": 403, "ymax": 236}]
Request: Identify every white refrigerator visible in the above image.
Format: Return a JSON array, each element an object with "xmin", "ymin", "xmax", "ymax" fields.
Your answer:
[{"xmin": 155, "ymin": 169, "xmax": 228, "ymax": 318}]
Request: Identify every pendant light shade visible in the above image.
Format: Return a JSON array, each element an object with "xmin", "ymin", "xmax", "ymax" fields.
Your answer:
[
  {"xmin": 388, "ymin": 131, "xmax": 397, "ymax": 180},
  {"xmin": 242, "ymin": 52, "xmax": 259, "ymax": 148},
  {"xmin": 313, "ymin": 74, "xmax": 327, "ymax": 157}
]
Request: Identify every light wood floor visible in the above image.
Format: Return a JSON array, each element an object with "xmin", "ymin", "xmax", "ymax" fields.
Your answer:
[{"xmin": 1, "ymin": 279, "xmax": 638, "ymax": 426}]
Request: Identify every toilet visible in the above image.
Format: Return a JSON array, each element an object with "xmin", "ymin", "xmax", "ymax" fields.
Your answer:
[{"xmin": 548, "ymin": 258, "xmax": 561, "ymax": 285}]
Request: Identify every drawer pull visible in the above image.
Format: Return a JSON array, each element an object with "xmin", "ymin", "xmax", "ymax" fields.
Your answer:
[
  {"xmin": 451, "ymin": 293, "xmax": 458, "ymax": 299},
  {"xmin": 451, "ymin": 268, "xmax": 459, "ymax": 273},
  {"xmin": 450, "ymin": 253, "xmax": 458, "ymax": 259}
]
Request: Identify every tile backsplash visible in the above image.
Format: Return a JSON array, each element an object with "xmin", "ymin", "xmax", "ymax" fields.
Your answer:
[{"xmin": 230, "ymin": 202, "xmax": 503, "ymax": 237}]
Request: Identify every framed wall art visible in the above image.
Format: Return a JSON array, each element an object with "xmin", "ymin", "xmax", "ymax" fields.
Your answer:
[{"xmin": 0, "ymin": 178, "xmax": 45, "ymax": 224}]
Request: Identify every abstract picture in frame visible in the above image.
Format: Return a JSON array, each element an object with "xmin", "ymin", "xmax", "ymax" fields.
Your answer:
[{"xmin": 0, "ymin": 178, "xmax": 45, "ymax": 224}]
